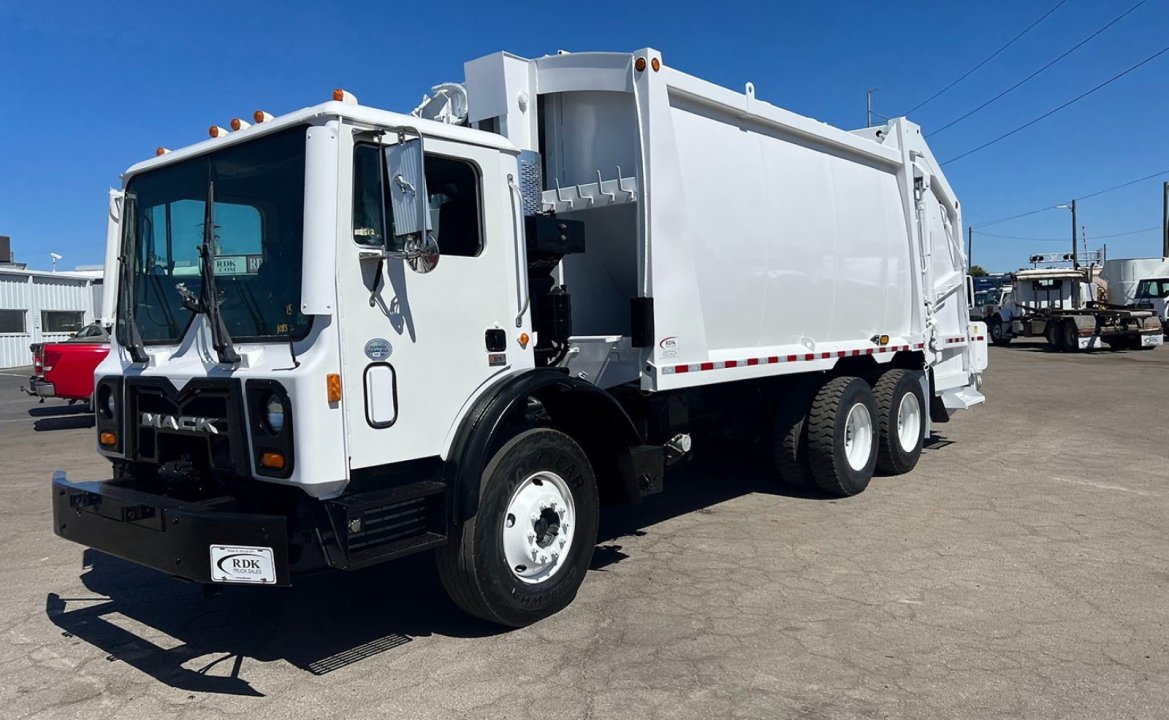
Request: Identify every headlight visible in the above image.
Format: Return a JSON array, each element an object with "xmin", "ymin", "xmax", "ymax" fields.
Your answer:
[
  {"xmin": 98, "ymin": 385, "xmax": 115, "ymax": 419},
  {"xmin": 265, "ymin": 395, "xmax": 285, "ymax": 433}
]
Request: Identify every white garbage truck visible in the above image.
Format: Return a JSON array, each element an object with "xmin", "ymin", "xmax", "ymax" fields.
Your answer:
[{"xmin": 54, "ymin": 49, "xmax": 987, "ymax": 626}]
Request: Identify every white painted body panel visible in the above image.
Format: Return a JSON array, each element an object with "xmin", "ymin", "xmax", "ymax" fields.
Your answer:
[{"xmin": 1100, "ymin": 258, "xmax": 1163, "ymax": 306}]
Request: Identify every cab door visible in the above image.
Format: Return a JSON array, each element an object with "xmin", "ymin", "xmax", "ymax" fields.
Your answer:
[{"xmin": 336, "ymin": 134, "xmax": 532, "ymax": 473}]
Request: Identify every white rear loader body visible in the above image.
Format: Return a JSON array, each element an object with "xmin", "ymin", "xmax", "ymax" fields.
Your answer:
[{"xmin": 54, "ymin": 49, "xmax": 987, "ymax": 627}]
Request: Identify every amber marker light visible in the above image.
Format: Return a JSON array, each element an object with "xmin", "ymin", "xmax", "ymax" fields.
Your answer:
[
  {"xmin": 327, "ymin": 373, "xmax": 343, "ymax": 403},
  {"xmin": 99, "ymin": 432, "xmax": 116, "ymax": 447},
  {"xmin": 332, "ymin": 88, "xmax": 358, "ymax": 104},
  {"xmin": 651, "ymin": 58, "xmax": 661, "ymax": 72},
  {"xmin": 260, "ymin": 452, "xmax": 286, "ymax": 470},
  {"xmin": 230, "ymin": 117, "xmax": 250, "ymax": 131},
  {"xmin": 208, "ymin": 125, "xmax": 229, "ymax": 138},
  {"xmin": 155, "ymin": 147, "xmax": 170, "ymax": 157},
  {"xmin": 634, "ymin": 57, "xmax": 647, "ymax": 72},
  {"xmin": 253, "ymin": 110, "xmax": 274, "ymax": 123},
  {"xmin": 518, "ymin": 332, "xmax": 530, "ymax": 349}
]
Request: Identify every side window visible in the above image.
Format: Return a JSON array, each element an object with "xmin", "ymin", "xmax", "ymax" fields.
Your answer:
[
  {"xmin": 353, "ymin": 144, "xmax": 386, "ymax": 247},
  {"xmin": 425, "ymin": 156, "xmax": 482, "ymax": 257},
  {"xmin": 351, "ymin": 145, "xmax": 482, "ymax": 257}
]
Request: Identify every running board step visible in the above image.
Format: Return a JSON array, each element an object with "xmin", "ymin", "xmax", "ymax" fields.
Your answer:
[
  {"xmin": 941, "ymin": 387, "xmax": 986, "ymax": 411},
  {"xmin": 323, "ymin": 481, "xmax": 447, "ymax": 571}
]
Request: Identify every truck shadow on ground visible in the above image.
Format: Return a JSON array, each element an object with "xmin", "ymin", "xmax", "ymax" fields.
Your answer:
[
  {"xmin": 43, "ymin": 443, "xmax": 933, "ymax": 696},
  {"xmin": 28, "ymin": 404, "xmax": 95, "ymax": 431}
]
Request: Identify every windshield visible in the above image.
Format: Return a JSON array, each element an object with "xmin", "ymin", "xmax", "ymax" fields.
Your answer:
[
  {"xmin": 118, "ymin": 126, "xmax": 309, "ymax": 345},
  {"xmin": 1135, "ymin": 279, "xmax": 1169, "ymax": 299}
]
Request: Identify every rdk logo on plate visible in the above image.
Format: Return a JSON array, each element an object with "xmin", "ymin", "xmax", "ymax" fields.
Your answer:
[{"xmin": 209, "ymin": 545, "xmax": 276, "ymax": 584}]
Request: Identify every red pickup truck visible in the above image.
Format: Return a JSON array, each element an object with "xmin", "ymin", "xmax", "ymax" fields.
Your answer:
[{"xmin": 24, "ymin": 324, "xmax": 111, "ymax": 406}]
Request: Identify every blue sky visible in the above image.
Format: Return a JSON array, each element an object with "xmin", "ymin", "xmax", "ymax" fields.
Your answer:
[{"xmin": 1, "ymin": 0, "xmax": 1166, "ymax": 272}]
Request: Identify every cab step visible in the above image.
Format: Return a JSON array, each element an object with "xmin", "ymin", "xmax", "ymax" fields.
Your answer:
[{"xmin": 322, "ymin": 480, "xmax": 447, "ymax": 570}]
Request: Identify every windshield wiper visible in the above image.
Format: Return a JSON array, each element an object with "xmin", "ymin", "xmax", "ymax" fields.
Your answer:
[
  {"xmin": 119, "ymin": 193, "xmax": 149, "ymax": 364},
  {"xmin": 199, "ymin": 180, "xmax": 240, "ymax": 365}
]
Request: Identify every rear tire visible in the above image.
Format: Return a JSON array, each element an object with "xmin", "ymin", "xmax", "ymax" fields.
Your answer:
[
  {"xmin": 1044, "ymin": 321, "xmax": 1058, "ymax": 350},
  {"xmin": 771, "ymin": 396, "xmax": 812, "ymax": 489},
  {"xmin": 988, "ymin": 317, "xmax": 1011, "ymax": 346},
  {"xmin": 1060, "ymin": 319, "xmax": 1079, "ymax": 352},
  {"xmin": 874, "ymin": 369, "xmax": 926, "ymax": 475},
  {"xmin": 805, "ymin": 377, "xmax": 878, "ymax": 497},
  {"xmin": 435, "ymin": 428, "xmax": 599, "ymax": 627}
]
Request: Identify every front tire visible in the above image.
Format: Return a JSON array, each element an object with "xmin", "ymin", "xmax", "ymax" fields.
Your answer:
[
  {"xmin": 806, "ymin": 377, "xmax": 879, "ymax": 497},
  {"xmin": 989, "ymin": 317, "xmax": 1011, "ymax": 346},
  {"xmin": 436, "ymin": 428, "xmax": 599, "ymax": 627},
  {"xmin": 874, "ymin": 369, "xmax": 926, "ymax": 475}
]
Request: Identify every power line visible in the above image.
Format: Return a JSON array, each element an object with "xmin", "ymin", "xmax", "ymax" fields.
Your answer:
[
  {"xmin": 943, "ymin": 43, "xmax": 1169, "ymax": 165},
  {"xmin": 977, "ymin": 226, "xmax": 1159, "ymax": 242},
  {"xmin": 904, "ymin": 0, "xmax": 1068, "ymax": 115},
  {"xmin": 929, "ymin": 0, "xmax": 1146, "ymax": 137},
  {"xmin": 971, "ymin": 169, "xmax": 1169, "ymax": 228},
  {"xmin": 1078, "ymin": 169, "xmax": 1169, "ymax": 201}
]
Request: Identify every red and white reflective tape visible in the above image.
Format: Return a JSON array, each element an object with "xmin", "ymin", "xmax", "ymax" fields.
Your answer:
[
  {"xmin": 659, "ymin": 343, "xmax": 925, "ymax": 375},
  {"xmin": 943, "ymin": 334, "xmax": 986, "ymax": 345}
]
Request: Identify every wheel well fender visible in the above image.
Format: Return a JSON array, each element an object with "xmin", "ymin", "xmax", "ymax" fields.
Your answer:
[{"xmin": 445, "ymin": 369, "xmax": 643, "ymax": 523}]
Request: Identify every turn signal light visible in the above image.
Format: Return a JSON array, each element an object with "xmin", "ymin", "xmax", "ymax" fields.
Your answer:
[
  {"xmin": 260, "ymin": 452, "xmax": 285, "ymax": 470},
  {"xmin": 209, "ymin": 125, "xmax": 229, "ymax": 138},
  {"xmin": 327, "ymin": 373, "xmax": 342, "ymax": 403},
  {"xmin": 253, "ymin": 109, "xmax": 274, "ymax": 123},
  {"xmin": 99, "ymin": 432, "xmax": 116, "ymax": 447}
]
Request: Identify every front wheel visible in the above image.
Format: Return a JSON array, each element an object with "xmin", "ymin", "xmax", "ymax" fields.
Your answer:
[
  {"xmin": 436, "ymin": 428, "xmax": 599, "ymax": 627},
  {"xmin": 989, "ymin": 317, "xmax": 1011, "ymax": 346}
]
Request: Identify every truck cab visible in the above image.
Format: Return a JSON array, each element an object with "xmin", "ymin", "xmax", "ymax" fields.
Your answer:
[{"xmin": 1134, "ymin": 273, "xmax": 1169, "ymax": 335}]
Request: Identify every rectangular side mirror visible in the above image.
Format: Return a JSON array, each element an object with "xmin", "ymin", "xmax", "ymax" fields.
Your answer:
[{"xmin": 384, "ymin": 137, "xmax": 430, "ymax": 240}]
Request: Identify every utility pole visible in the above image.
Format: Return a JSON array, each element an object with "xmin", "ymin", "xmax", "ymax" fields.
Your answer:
[
  {"xmin": 1070, "ymin": 198, "xmax": 1078, "ymax": 268},
  {"xmin": 967, "ymin": 227, "xmax": 973, "ymax": 273},
  {"xmin": 1162, "ymin": 181, "xmax": 1167, "ymax": 258},
  {"xmin": 866, "ymin": 88, "xmax": 879, "ymax": 128}
]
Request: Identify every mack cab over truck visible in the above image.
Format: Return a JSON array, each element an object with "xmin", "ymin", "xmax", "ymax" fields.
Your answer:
[{"xmin": 53, "ymin": 49, "xmax": 987, "ymax": 627}]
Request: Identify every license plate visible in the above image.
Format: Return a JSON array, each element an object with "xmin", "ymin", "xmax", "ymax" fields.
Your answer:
[
  {"xmin": 1142, "ymin": 334, "xmax": 1162, "ymax": 347},
  {"xmin": 209, "ymin": 545, "xmax": 276, "ymax": 584}
]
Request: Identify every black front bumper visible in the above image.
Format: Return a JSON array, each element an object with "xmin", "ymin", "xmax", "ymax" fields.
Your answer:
[{"xmin": 52, "ymin": 471, "xmax": 291, "ymax": 586}]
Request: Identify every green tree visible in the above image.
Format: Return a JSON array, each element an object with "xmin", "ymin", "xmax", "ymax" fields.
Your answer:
[{"xmin": 969, "ymin": 265, "xmax": 988, "ymax": 277}]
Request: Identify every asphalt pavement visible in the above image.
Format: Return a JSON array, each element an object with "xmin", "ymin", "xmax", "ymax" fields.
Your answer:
[{"xmin": 1, "ymin": 345, "xmax": 1168, "ymax": 719}]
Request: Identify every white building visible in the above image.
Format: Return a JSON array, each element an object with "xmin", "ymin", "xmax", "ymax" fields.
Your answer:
[{"xmin": 0, "ymin": 267, "xmax": 100, "ymax": 369}]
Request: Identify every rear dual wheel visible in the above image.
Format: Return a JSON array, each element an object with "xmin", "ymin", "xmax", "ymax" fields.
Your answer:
[{"xmin": 772, "ymin": 370, "xmax": 925, "ymax": 496}]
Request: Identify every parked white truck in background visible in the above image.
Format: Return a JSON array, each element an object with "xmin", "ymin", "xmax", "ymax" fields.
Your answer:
[
  {"xmin": 1133, "ymin": 258, "xmax": 1169, "ymax": 335},
  {"xmin": 988, "ymin": 264, "xmax": 1162, "ymax": 351},
  {"xmin": 1100, "ymin": 257, "xmax": 1164, "ymax": 307},
  {"xmin": 53, "ymin": 49, "xmax": 987, "ymax": 627}
]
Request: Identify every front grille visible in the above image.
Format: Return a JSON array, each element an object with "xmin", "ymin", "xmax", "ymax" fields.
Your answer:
[{"xmin": 126, "ymin": 378, "xmax": 245, "ymax": 479}]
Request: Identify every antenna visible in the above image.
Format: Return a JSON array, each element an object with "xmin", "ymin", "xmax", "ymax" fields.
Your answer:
[{"xmin": 50, "ymin": 252, "xmax": 62, "ymax": 272}]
